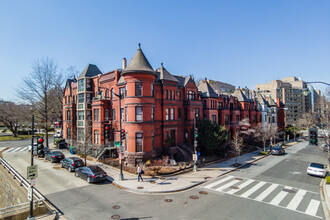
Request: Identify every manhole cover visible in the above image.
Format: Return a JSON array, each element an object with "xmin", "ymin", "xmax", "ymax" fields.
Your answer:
[
  {"xmin": 235, "ymin": 178, "xmax": 243, "ymax": 180},
  {"xmin": 160, "ymin": 177, "xmax": 166, "ymax": 180},
  {"xmin": 165, "ymin": 199, "xmax": 173, "ymax": 202},
  {"xmin": 199, "ymin": 191, "xmax": 208, "ymax": 195},
  {"xmin": 150, "ymin": 181, "xmax": 156, "ymax": 184},
  {"xmin": 283, "ymin": 188, "xmax": 296, "ymax": 193},
  {"xmin": 189, "ymin": 196, "xmax": 199, "ymax": 200},
  {"xmin": 52, "ymin": 167, "xmax": 61, "ymax": 170},
  {"xmin": 111, "ymin": 215, "xmax": 120, "ymax": 219},
  {"xmin": 137, "ymin": 186, "xmax": 144, "ymax": 189},
  {"xmin": 113, "ymin": 205, "xmax": 120, "ymax": 209},
  {"xmin": 230, "ymin": 186, "xmax": 239, "ymax": 189}
]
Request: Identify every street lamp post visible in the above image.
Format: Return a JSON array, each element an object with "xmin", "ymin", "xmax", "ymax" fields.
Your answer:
[
  {"xmin": 28, "ymin": 115, "xmax": 35, "ymax": 220},
  {"xmin": 112, "ymin": 90, "xmax": 124, "ymax": 181}
]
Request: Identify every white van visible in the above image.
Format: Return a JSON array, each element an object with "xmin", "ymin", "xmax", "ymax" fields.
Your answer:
[{"xmin": 54, "ymin": 130, "xmax": 62, "ymax": 138}]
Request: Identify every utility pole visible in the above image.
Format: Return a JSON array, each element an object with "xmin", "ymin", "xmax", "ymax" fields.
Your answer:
[
  {"xmin": 28, "ymin": 115, "xmax": 35, "ymax": 220},
  {"xmin": 193, "ymin": 114, "xmax": 198, "ymax": 172}
]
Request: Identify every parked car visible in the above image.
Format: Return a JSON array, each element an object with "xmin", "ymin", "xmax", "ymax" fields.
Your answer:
[
  {"xmin": 45, "ymin": 151, "xmax": 65, "ymax": 163},
  {"xmin": 307, "ymin": 163, "xmax": 327, "ymax": 177},
  {"xmin": 75, "ymin": 165, "xmax": 107, "ymax": 183},
  {"xmin": 324, "ymin": 144, "xmax": 329, "ymax": 152},
  {"xmin": 61, "ymin": 157, "xmax": 84, "ymax": 172},
  {"xmin": 271, "ymin": 147, "xmax": 285, "ymax": 155}
]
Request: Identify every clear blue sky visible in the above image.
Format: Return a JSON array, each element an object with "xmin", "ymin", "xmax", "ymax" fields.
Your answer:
[{"xmin": 1, "ymin": 0, "xmax": 329, "ymax": 102}]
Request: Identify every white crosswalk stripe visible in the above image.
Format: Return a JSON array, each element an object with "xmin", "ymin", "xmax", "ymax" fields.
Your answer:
[
  {"xmin": 201, "ymin": 175, "xmax": 322, "ymax": 219},
  {"xmin": 3, "ymin": 147, "xmax": 29, "ymax": 153}
]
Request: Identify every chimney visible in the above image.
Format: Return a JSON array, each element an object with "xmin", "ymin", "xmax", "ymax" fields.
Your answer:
[{"xmin": 122, "ymin": 58, "xmax": 127, "ymax": 69}]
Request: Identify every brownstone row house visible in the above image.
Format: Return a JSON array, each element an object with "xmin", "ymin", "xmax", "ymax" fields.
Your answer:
[{"xmin": 63, "ymin": 45, "xmax": 285, "ymax": 166}]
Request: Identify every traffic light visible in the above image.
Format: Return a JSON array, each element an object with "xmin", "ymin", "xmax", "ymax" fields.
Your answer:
[
  {"xmin": 37, "ymin": 137, "xmax": 44, "ymax": 153},
  {"xmin": 121, "ymin": 129, "xmax": 126, "ymax": 140},
  {"xmin": 37, "ymin": 137, "xmax": 44, "ymax": 144},
  {"xmin": 194, "ymin": 128, "xmax": 198, "ymax": 138},
  {"xmin": 104, "ymin": 124, "xmax": 110, "ymax": 138},
  {"xmin": 309, "ymin": 129, "xmax": 318, "ymax": 145}
]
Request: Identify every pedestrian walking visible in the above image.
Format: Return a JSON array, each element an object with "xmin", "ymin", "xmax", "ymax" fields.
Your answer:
[{"xmin": 137, "ymin": 164, "xmax": 143, "ymax": 182}]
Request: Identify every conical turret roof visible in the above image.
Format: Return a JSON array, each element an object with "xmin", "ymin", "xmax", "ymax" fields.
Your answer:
[{"xmin": 122, "ymin": 44, "xmax": 155, "ymax": 75}]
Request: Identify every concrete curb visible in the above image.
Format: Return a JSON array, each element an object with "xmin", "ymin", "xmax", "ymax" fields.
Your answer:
[{"xmin": 320, "ymin": 179, "xmax": 330, "ymax": 220}]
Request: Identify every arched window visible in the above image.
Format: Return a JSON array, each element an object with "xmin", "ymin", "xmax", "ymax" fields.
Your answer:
[
  {"xmin": 94, "ymin": 130, "xmax": 100, "ymax": 145},
  {"xmin": 105, "ymin": 90, "xmax": 109, "ymax": 99},
  {"xmin": 169, "ymin": 90, "xmax": 172, "ymax": 100},
  {"xmin": 165, "ymin": 89, "xmax": 168, "ymax": 99},
  {"xmin": 111, "ymin": 88, "xmax": 114, "ymax": 100}
]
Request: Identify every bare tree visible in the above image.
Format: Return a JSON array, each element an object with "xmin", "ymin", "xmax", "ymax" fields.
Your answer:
[
  {"xmin": 17, "ymin": 58, "xmax": 62, "ymax": 147},
  {"xmin": 269, "ymin": 125, "xmax": 278, "ymax": 145},
  {"xmin": 296, "ymin": 112, "xmax": 317, "ymax": 130},
  {"xmin": 0, "ymin": 101, "xmax": 31, "ymax": 137},
  {"xmin": 254, "ymin": 124, "xmax": 272, "ymax": 152}
]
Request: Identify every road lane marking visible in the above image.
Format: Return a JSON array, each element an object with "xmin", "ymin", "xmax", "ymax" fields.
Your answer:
[
  {"xmin": 204, "ymin": 176, "xmax": 233, "ymax": 189},
  {"xmin": 215, "ymin": 179, "xmax": 241, "ymax": 192},
  {"xmin": 305, "ymin": 199, "xmax": 320, "ymax": 216},
  {"xmin": 286, "ymin": 189, "xmax": 306, "ymax": 210},
  {"xmin": 269, "ymin": 186, "xmax": 292, "ymax": 206},
  {"xmin": 11, "ymin": 147, "xmax": 23, "ymax": 152},
  {"xmin": 19, "ymin": 147, "xmax": 29, "ymax": 152},
  {"xmin": 255, "ymin": 184, "xmax": 279, "ymax": 202},
  {"xmin": 240, "ymin": 181, "xmax": 267, "ymax": 198},
  {"xmin": 226, "ymin": 179, "xmax": 255, "ymax": 194}
]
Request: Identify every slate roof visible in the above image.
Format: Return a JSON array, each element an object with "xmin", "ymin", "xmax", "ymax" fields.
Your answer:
[
  {"xmin": 198, "ymin": 80, "xmax": 218, "ymax": 98},
  {"xmin": 256, "ymin": 93, "xmax": 268, "ymax": 106},
  {"xmin": 122, "ymin": 44, "xmax": 155, "ymax": 75},
  {"xmin": 158, "ymin": 64, "xmax": 179, "ymax": 83},
  {"xmin": 65, "ymin": 78, "xmax": 76, "ymax": 89},
  {"xmin": 232, "ymin": 89, "xmax": 249, "ymax": 102},
  {"xmin": 78, "ymin": 64, "xmax": 102, "ymax": 78},
  {"xmin": 173, "ymin": 75, "xmax": 185, "ymax": 87},
  {"xmin": 268, "ymin": 97, "xmax": 277, "ymax": 106}
]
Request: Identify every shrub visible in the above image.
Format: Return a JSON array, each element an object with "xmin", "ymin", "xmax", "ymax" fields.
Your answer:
[
  {"xmin": 325, "ymin": 176, "xmax": 330, "ymax": 184},
  {"xmin": 260, "ymin": 151, "xmax": 269, "ymax": 155}
]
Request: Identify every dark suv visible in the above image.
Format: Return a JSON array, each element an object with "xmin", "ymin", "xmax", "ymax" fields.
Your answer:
[{"xmin": 61, "ymin": 157, "xmax": 84, "ymax": 172}]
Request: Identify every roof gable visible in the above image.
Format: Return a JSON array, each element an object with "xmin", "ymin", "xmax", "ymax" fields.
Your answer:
[
  {"xmin": 232, "ymin": 89, "xmax": 249, "ymax": 102},
  {"xmin": 184, "ymin": 75, "xmax": 196, "ymax": 87},
  {"xmin": 158, "ymin": 63, "xmax": 179, "ymax": 83},
  {"xmin": 78, "ymin": 64, "xmax": 102, "ymax": 78},
  {"xmin": 198, "ymin": 80, "xmax": 218, "ymax": 98}
]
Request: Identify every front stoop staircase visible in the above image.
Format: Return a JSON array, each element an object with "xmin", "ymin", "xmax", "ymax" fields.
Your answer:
[{"xmin": 95, "ymin": 143, "xmax": 115, "ymax": 160}]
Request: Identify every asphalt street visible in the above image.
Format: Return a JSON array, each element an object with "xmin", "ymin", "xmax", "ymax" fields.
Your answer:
[{"xmin": 1, "ymin": 139, "xmax": 328, "ymax": 220}]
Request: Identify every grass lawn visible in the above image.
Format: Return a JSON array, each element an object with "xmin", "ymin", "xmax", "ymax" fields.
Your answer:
[{"xmin": 0, "ymin": 135, "xmax": 33, "ymax": 141}]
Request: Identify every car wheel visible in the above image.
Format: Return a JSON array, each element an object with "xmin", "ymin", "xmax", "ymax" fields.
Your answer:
[
  {"xmin": 75, "ymin": 172, "xmax": 79, "ymax": 177},
  {"xmin": 69, "ymin": 167, "xmax": 72, "ymax": 172},
  {"xmin": 87, "ymin": 177, "xmax": 91, "ymax": 183}
]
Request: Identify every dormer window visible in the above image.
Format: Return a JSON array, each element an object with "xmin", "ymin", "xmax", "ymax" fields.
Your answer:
[{"xmin": 188, "ymin": 91, "xmax": 195, "ymax": 100}]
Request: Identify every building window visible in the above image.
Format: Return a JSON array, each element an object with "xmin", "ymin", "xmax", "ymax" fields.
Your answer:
[
  {"xmin": 78, "ymin": 94, "xmax": 84, "ymax": 103},
  {"xmin": 203, "ymin": 100, "xmax": 206, "ymax": 108},
  {"xmin": 170, "ymin": 108, "xmax": 175, "ymax": 120},
  {"xmin": 121, "ymin": 108, "xmax": 124, "ymax": 122},
  {"xmin": 94, "ymin": 130, "xmax": 99, "ymax": 145},
  {"xmin": 136, "ymin": 106, "xmax": 143, "ymax": 122},
  {"xmin": 178, "ymin": 91, "xmax": 181, "ymax": 100},
  {"xmin": 135, "ymin": 82, "xmax": 142, "ymax": 96},
  {"xmin": 188, "ymin": 91, "xmax": 195, "ymax": 100},
  {"xmin": 78, "ymin": 79, "xmax": 84, "ymax": 92},
  {"xmin": 105, "ymin": 90, "xmax": 109, "ymax": 99},
  {"xmin": 195, "ymin": 108, "xmax": 200, "ymax": 120},
  {"xmin": 125, "ymin": 107, "xmax": 128, "ymax": 121},
  {"xmin": 77, "ymin": 128, "xmax": 84, "ymax": 142},
  {"xmin": 111, "ymin": 88, "xmax": 114, "ymax": 100},
  {"xmin": 105, "ymin": 109, "xmax": 109, "ymax": 121},
  {"xmin": 136, "ymin": 133, "xmax": 143, "ymax": 152},
  {"xmin": 94, "ymin": 109, "xmax": 99, "ymax": 121},
  {"xmin": 184, "ymin": 108, "xmax": 188, "ymax": 120},
  {"xmin": 151, "ymin": 107, "xmax": 154, "ymax": 121},
  {"xmin": 86, "ymin": 79, "xmax": 92, "ymax": 91},
  {"xmin": 236, "ymin": 115, "xmax": 240, "ymax": 122},
  {"xmin": 169, "ymin": 90, "xmax": 172, "ymax": 100},
  {"xmin": 67, "ymin": 110, "xmax": 71, "ymax": 121},
  {"xmin": 165, "ymin": 90, "xmax": 168, "ymax": 99},
  {"xmin": 166, "ymin": 108, "xmax": 169, "ymax": 121},
  {"xmin": 86, "ymin": 110, "xmax": 92, "ymax": 120},
  {"xmin": 120, "ymin": 87, "xmax": 125, "ymax": 98},
  {"xmin": 178, "ymin": 108, "xmax": 181, "ymax": 120},
  {"xmin": 225, "ymin": 115, "xmax": 229, "ymax": 124},
  {"xmin": 272, "ymin": 117, "xmax": 275, "ymax": 123},
  {"xmin": 67, "ymin": 128, "xmax": 71, "ymax": 139},
  {"xmin": 151, "ymin": 84, "xmax": 154, "ymax": 97},
  {"xmin": 253, "ymin": 115, "xmax": 255, "ymax": 123},
  {"xmin": 172, "ymin": 90, "xmax": 175, "ymax": 100},
  {"xmin": 78, "ymin": 111, "xmax": 84, "ymax": 121},
  {"xmin": 125, "ymin": 84, "xmax": 127, "ymax": 97},
  {"xmin": 112, "ymin": 109, "xmax": 116, "ymax": 120},
  {"xmin": 212, "ymin": 115, "xmax": 216, "ymax": 123}
]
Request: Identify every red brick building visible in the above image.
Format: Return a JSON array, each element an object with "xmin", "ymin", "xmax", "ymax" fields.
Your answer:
[{"xmin": 63, "ymin": 45, "xmax": 276, "ymax": 166}]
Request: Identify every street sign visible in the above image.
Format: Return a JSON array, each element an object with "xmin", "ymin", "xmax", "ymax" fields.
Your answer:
[
  {"xmin": 193, "ymin": 154, "xmax": 197, "ymax": 161},
  {"xmin": 194, "ymin": 141, "xmax": 198, "ymax": 147},
  {"xmin": 120, "ymin": 145, "xmax": 125, "ymax": 154},
  {"xmin": 115, "ymin": 141, "xmax": 121, "ymax": 147},
  {"xmin": 27, "ymin": 165, "xmax": 38, "ymax": 179},
  {"xmin": 27, "ymin": 186, "xmax": 32, "ymax": 201}
]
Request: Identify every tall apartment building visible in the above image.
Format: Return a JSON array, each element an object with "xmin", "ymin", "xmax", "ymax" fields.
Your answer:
[{"xmin": 255, "ymin": 76, "xmax": 321, "ymax": 125}]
